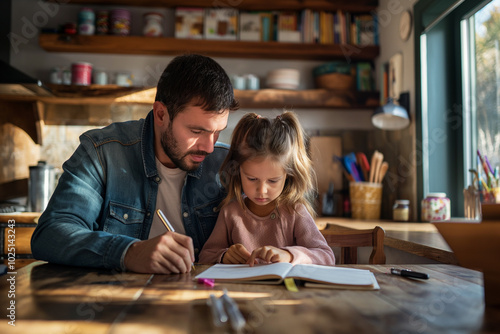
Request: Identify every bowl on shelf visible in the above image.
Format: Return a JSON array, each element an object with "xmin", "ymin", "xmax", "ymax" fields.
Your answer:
[
  {"xmin": 266, "ymin": 69, "xmax": 300, "ymax": 90},
  {"xmin": 313, "ymin": 61, "xmax": 355, "ymax": 90},
  {"xmin": 315, "ymin": 73, "xmax": 355, "ymax": 90}
]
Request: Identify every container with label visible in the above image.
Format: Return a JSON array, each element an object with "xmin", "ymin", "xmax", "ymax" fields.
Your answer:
[
  {"xmin": 143, "ymin": 12, "xmax": 164, "ymax": 37},
  {"xmin": 111, "ymin": 9, "xmax": 131, "ymax": 36},
  {"xmin": 49, "ymin": 67, "xmax": 62, "ymax": 84},
  {"xmin": 421, "ymin": 193, "xmax": 450, "ymax": 221},
  {"xmin": 62, "ymin": 68, "xmax": 72, "ymax": 85},
  {"xmin": 78, "ymin": 8, "xmax": 95, "ymax": 35},
  {"xmin": 393, "ymin": 199, "xmax": 410, "ymax": 222},
  {"xmin": 71, "ymin": 62, "xmax": 93, "ymax": 86},
  {"xmin": 96, "ymin": 10, "xmax": 109, "ymax": 35}
]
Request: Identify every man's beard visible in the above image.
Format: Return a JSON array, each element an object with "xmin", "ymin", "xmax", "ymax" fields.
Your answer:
[{"xmin": 160, "ymin": 124, "xmax": 208, "ymax": 172}]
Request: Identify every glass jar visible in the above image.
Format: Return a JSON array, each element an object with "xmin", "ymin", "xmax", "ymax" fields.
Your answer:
[
  {"xmin": 393, "ymin": 199, "xmax": 410, "ymax": 222},
  {"xmin": 78, "ymin": 8, "xmax": 95, "ymax": 35},
  {"xmin": 143, "ymin": 12, "xmax": 164, "ymax": 37},
  {"xmin": 421, "ymin": 193, "xmax": 450, "ymax": 221}
]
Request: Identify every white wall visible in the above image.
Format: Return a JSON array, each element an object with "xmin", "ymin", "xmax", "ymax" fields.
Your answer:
[{"xmin": 375, "ymin": 0, "xmax": 418, "ymax": 116}]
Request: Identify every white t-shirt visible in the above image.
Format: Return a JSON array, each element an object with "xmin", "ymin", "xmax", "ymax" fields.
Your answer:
[{"xmin": 148, "ymin": 158, "xmax": 187, "ymax": 239}]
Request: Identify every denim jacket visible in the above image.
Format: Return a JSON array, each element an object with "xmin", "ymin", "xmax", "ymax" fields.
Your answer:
[{"xmin": 31, "ymin": 111, "xmax": 228, "ymax": 270}]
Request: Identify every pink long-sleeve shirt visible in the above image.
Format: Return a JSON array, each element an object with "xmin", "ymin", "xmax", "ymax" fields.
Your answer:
[{"xmin": 199, "ymin": 200, "xmax": 335, "ymax": 265}]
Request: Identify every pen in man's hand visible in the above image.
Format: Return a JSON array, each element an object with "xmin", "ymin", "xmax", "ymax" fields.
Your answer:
[
  {"xmin": 157, "ymin": 209, "xmax": 175, "ymax": 232},
  {"xmin": 390, "ymin": 268, "xmax": 429, "ymax": 279},
  {"xmin": 156, "ymin": 209, "xmax": 195, "ymax": 272}
]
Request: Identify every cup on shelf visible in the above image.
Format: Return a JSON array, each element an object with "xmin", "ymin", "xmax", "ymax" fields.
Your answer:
[
  {"xmin": 245, "ymin": 74, "xmax": 260, "ymax": 90},
  {"xmin": 232, "ymin": 75, "xmax": 246, "ymax": 90},
  {"xmin": 115, "ymin": 72, "xmax": 133, "ymax": 87},
  {"xmin": 93, "ymin": 69, "xmax": 108, "ymax": 85}
]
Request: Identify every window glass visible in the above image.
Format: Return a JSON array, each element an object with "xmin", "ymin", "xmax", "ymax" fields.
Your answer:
[{"xmin": 474, "ymin": 1, "xmax": 500, "ymax": 175}]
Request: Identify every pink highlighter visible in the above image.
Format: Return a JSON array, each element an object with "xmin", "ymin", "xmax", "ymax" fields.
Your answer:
[{"xmin": 198, "ymin": 278, "xmax": 215, "ymax": 287}]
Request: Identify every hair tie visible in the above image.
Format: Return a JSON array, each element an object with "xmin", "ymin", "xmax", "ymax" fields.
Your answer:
[
  {"xmin": 276, "ymin": 115, "xmax": 282, "ymax": 121},
  {"xmin": 256, "ymin": 114, "xmax": 261, "ymax": 119}
]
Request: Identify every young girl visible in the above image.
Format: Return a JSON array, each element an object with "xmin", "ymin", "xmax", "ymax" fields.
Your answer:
[{"xmin": 199, "ymin": 112, "xmax": 335, "ymax": 266}]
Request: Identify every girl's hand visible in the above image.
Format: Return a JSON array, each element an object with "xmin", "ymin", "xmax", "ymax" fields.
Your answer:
[
  {"xmin": 247, "ymin": 246, "xmax": 292, "ymax": 266},
  {"xmin": 222, "ymin": 243, "xmax": 254, "ymax": 264}
]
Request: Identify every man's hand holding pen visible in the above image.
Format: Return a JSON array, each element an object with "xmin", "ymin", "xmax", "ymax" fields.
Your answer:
[
  {"xmin": 123, "ymin": 209, "xmax": 195, "ymax": 274},
  {"xmin": 124, "ymin": 232, "xmax": 195, "ymax": 274}
]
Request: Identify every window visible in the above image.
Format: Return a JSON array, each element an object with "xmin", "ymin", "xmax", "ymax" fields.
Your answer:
[
  {"xmin": 463, "ymin": 1, "xmax": 500, "ymax": 187},
  {"xmin": 415, "ymin": 0, "xmax": 496, "ymax": 217}
]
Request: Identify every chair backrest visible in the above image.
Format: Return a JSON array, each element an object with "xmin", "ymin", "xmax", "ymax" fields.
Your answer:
[{"xmin": 321, "ymin": 226, "xmax": 386, "ymax": 264}]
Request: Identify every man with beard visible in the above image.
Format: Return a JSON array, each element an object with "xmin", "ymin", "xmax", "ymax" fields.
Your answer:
[{"xmin": 31, "ymin": 54, "xmax": 239, "ymax": 274}]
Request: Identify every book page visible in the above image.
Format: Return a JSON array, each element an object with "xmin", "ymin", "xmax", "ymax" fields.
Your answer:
[
  {"xmin": 195, "ymin": 263, "xmax": 293, "ymax": 281},
  {"xmin": 287, "ymin": 264, "xmax": 376, "ymax": 286}
]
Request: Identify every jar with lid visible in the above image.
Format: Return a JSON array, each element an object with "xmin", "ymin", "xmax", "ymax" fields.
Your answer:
[
  {"xmin": 78, "ymin": 8, "xmax": 95, "ymax": 35},
  {"xmin": 393, "ymin": 199, "xmax": 410, "ymax": 222},
  {"xmin": 143, "ymin": 12, "xmax": 164, "ymax": 37},
  {"xmin": 421, "ymin": 193, "xmax": 450, "ymax": 221}
]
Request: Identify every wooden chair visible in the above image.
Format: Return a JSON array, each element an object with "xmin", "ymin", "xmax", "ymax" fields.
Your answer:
[{"xmin": 321, "ymin": 225, "xmax": 386, "ymax": 264}]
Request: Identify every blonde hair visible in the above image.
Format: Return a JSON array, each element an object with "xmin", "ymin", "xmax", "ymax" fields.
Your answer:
[{"xmin": 219, "ymin": 111, "xmax": 317, "ymax": 217}]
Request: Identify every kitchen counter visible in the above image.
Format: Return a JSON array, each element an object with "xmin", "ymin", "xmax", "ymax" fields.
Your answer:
[{"xmin": 315, "ymin": 217, "xmax": 458, "ymax": 265}]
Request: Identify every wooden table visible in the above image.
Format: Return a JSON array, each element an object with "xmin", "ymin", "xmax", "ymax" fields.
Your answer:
[
  {"xmin": 1, "ymin": 261, "xmax": 499, "ymax": 333},
  {"xmin": 316, "ymin": 218, "xmax": 458, "ymax": 264}
]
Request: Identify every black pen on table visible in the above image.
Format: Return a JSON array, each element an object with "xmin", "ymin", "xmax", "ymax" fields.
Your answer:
[
  {"xmin": 156, "ymin": 209, "xmax": 195, "ymax": 272},
  {"xmin": 390, "ymin": 268, "xmax": 429, "ymax": 279}
]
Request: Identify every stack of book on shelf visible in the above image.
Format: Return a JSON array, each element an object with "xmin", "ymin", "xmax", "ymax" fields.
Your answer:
[{"xmin": 174, "ymin": 7, "xmax": 378, "ymax": 45}]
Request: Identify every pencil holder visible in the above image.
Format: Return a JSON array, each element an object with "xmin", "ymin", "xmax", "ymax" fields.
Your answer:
[{"xmin": 349, "ymin": 182, "xmax": 382, "ymax": 220}]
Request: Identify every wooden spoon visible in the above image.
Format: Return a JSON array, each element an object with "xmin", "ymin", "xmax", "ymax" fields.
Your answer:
[
  {"xmin": 370, "ymin": 151, "xmax": 383, "ymax": 184},
  {"xmin": 377, "ymin": 161, "xmax": 389, "ymax": 183},
  {"xmin": 369, "ymin": 151, "xmax": 379, "ymax": 183}
]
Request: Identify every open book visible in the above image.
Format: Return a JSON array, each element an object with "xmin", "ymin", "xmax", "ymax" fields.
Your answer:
[{"xmin": 195, "ymin": 263, "xmax": 379, "ymax": 290}]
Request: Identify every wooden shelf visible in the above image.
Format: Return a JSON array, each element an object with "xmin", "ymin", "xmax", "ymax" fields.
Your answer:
[
  {"xmin": 0, "ymin": 88, "xmax": 379, "ymax": 109},
  {"xmin": 46, "ymin": 84, "xmax": 146, "ymax": 98},
  {"xmin": 117, "ymin": 88, "xmax": 379, "ymax": 109},
  {"xmin": 46, "ymin": 0, "xmax": 378, "ymax": 12},
  {"xmin": 39, "ymin": 34, "xmax": 379, "ymax": 61}
]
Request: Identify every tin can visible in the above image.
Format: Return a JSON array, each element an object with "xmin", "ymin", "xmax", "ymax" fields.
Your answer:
[
  {"xmin": 93, "ymin": 69, "xmax": 108, "ymax": 85},
  {"xmin": 62, "ymin": 68, "xmax": 72, "ymax": 85},
  {"xmin": 111, "ymin": 9, "xmax": 131, "ymax": 36},
  {"xmin": 78, "ymin": 8, "xmax": 95, "ymax": 35},
  {"xmin": 421, "ymin": 193, "xmax": 450, "ymax": 221},
  {"xmin": 49, "ymin": 67, "xmax": 62, "ymax": 84},
  {"xmin": 71, "ymin": 62, "xmax": 93, "ymax": 86},
  {"xmin": 143, "ymin": 12, "xmax": 164, "ymax": 37},
  {"xmin": 96, "ymin": 10, "xmax": 109, "ymax": 35}
]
